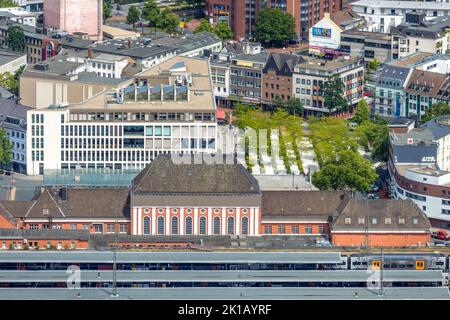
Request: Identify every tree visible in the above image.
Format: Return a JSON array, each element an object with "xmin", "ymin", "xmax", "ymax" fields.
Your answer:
[
  {"xmin": 7, "ymin": 26, "xmax": 25, "ymax": 53},
  {"xmin": 351, "ymin": 99, "xmax": 370, "ymax": 125},
  {"xmin": 214, "ymin": 22, "xmax": 233, "ymax": 41},
  {"xmin": 312, "ymin": 149, "xmax": 377, "ymax": 193},
  {"xmin": 142, "ymin": 0, "xmax": 160, "ymax": 27},
  {"xmin": 284, "ymin": 97, "xmax": 303, "ymax": 116},
  {"xmin": 103, "ymin": 0, "xmax": 112, "ymax": 21},
  {"xmin": 0, "ymin": 0, "xmax": 16, "ymax": 7},
  {"xmin": 127, "ymin": 6, "xmax": 141, "ymax": 28},
  {"xmin": 0, "ymin": 128, "xmax": 12, "ymax": 167},
  {"xmin": 421, "ymin": 102, "xmax": 450, "ymax": 122},
  {"xmin": 367, "ymin": 58, "xmax": 381, "ymax": 72},
  {"xmin": 255, "ymin": 8, "xmax": 296, "ymax": 47},
  {"xmin": 320, "ymin": 73, "xmax": 349, "ymax": 112},
  {"xmin": 194, "ymin": 19, "xmax": 214, "ymax": 33},
  {"xmin": 156, "ymin": 8, "xmax": 179, "ymax": 34},
  {"xmin": 0, "ymin": 72, "xmax": 18, "ymax": 95}
]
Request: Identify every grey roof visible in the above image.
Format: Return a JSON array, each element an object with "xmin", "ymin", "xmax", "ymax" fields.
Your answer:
[
  {"xmin": 233, "ymin": 52, "xmax": 270, "ymax": 64},
  {"xmin": 0, "ymin": 228, "xmax": 90, "ymax": 240},
  {"xmin": 388, "ymin": 117, "xmax": 415, "ymax": 127},
  {"xmin": 0, "ymin": 49, "xmax": 25, "ymax": 67},
  {"xmin": 91, "ymin": 39, "xmax": 177, "ymax": 60},
  {"xmin": 390, "ymin": 128, "xmax": 436, "ymax": 145},
  {"xmin": 58, "ymin": 36, "xmax": 95, "ymax": 50},
  {"xmin": 263, "ymin": 52, "xmax": 304, "ymax": 76},
  {"xmin": 0, "ymin": 86, "xmax": 13, "ymax": 99},
  {"xmin": 420, "ymin": 116, "xmax": 450, "ymax": 140},
  {"xmin": 0, "ymin": 97, "xmax": 32, "ymax": 120},
  {"xmin": 0, "ymin": 251, "xmax": 342, "ymax": 263},
  {"xmin": 391, "ymin": 15, "xmax": 450, "ymax": 39},
  {"xmin": 131, "ymin": 154, "xmax": 261, "ymax": 195},
  {"xmin": 0, "ymin": 287, "xmax": 447, "ymax": 300},
  {"xmin": 391, "ymin": 144, "xmax": 437, "ymax": 164},
  {"xmin": 0, "ymin": 22, "xmax": 46, "ymax": 40},
  {"xmin": 0, "ymin": 270, "xmax": 442, "ymax": 283},
  {"xmin": 150, "ymin": 32, "xmax": 221, "ymax": 54},
  {"xmin": 377, "ymin": 65, "xmax": 411, "ymax": 88}
]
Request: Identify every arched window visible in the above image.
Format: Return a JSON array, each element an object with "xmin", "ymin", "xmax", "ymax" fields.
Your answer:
[
  {"xmin": 171, "ymin": 216, "xmax": 178, "ymax": 235},
  {"xmin": 185, "ymin": 217, "xmax": 193, "ymax": 235},
  {"xmin": 199, "ymin": 216, "xmax": 207, "ymax": 235},
  {"xmin": 241, "ymin": 217, "xmax": 248, "ymax": 235},
  {"xmin": 227, "ymin": 217, "xmax": 234, "ymax": 235},
  {"xmin": 213, "ymin": 217, "xmax": 221, "ymax": 235},
  {"xmin": 143, "ymin": 216, "xmax": 150, "ymax": 235},
  {"xmin": 157, "ymin": 216, "xmax": 164, "ymax": 235}
]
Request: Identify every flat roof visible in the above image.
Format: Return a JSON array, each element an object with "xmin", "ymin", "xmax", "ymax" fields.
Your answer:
[
  {"xmin": 0, "ymin": 287, "xmax": 447, "ymax": 300},
  {"xmin": 352, "ymin": 0, "xmax": 450, "ymax": 10},
  {"xmin": 0, "ymin": 270, "xmax": 442, "ymax": 283},
  {"xmin": 0, "ymin": 251, "xmax": 343, "ymax": 264}
]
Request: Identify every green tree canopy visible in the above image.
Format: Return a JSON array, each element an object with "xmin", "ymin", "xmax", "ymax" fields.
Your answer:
[
  {"xmin": 0, "ymin": 0, "xmax": 17, "ymax": 7},
  {"xmin": 156, "ymin": 8, "xmax": 179, "ymax": 34},
  {"xmin": 194, "ymin": 19, "xmax": 214, "ymax": 33},
  {"xmin": 103, "ymin": 0, "xmax": 112, "ymax": 21},
  {"xmin": 214, "ymin": 22, "xmax": 233, "ymax": 41},
  {"xmin": 127, "ymin": 6, "xmax": 141, "ymax": 28},
  {"xmin": 271, "ymin": 96, "xmax": 303, "ymax": 116},
  {"xmin": 421, "ymin": 102, "xmax": 450, "ymax": 122},
  {"xmin": 142, "ymin": 0, "xmax": 160, "ymax": 27},
  {"xmin": 351, "ymin": 99, "xmax": 370, "ymax": 125},
  {"xmin": 320, "ymin": 73, "xmax": 349, "ymax": 112},
  {"xmin": 255, "ymin": 8, "xmax": 296, "ymax": 47},
  {"xmin": 367, "ymin": 58, "xmax": 381, "ymax": 72},
  {"xmin": 0, "ymin": 128, "xmax": 12, "ymax": 166},
  {"xmin": 7, "ymin": 26, "xmax": 25, "ymax": 53},
  {"xmin": 312, "ymin": 149, "xmax": 377, "ymax": 193}
]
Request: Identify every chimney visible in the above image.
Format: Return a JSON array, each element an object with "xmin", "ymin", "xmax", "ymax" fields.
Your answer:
[
  {"xmin": 242, "ymin": 40, "xmax": 250, "ymax": 55},
  {"xmin": 87, "ymin": 48, "xmax": 93, "ymax": 59},
  {"xmin": 127, "ymin": 40, "xmax": 131, "ymax": 49},
  {"xmin": 8, "ymin": 186, "xmax": 16, "ymax": 201}
]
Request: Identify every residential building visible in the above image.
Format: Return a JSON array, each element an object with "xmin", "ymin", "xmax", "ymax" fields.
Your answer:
[
  {"xmin": 0, "ymin": 98, "xmax": 31, "ymax": 173},
  {"xmin": 351, "ymin": 0, "xmax": 450, "ymax": 33},
  {"xmin": 404, "ymin": 69, "xmax": 447, "ymax": 119},
  {"xmin": 292, "ymin": 56, "xmax": 364, "ymax": 116},
  {"xmin": 43, "ymin": 0, "xmax": 103, "ymax": 41},
  {"xmin": 0, "ymin": 7, "xmax": 36, "ymax": 26},
  {"xmin": 373, "ymin": 65, "xmax": 412, "ymax": 117},
  {"xmin": 309, "ymin": 13, "xmax": 343, "ymax": 58},
  {"xmin": 391, "ymin": 13, "xmax": 450, "ymax": 60},
  {"xmin": 0, "ymin": 49, "xmax": 26, "ymax": 74},
  {"xmin": 262, "ymin": 52, "xmax": 303, "ymax": 103},
  {"xmin": 388, "ymin": 116, "xmax": 450, "ymax": 228},
  {"xmin": 102, "ymin": 25, "xmax": 140, "ymax": 41},
  {"xmin": 229, "ymin": 52, "xmax": 269, "ymax": 105},
  {"xmin": 19, "ymin": 52, "xmax": 133, "ymax": 108},
  {"xmin": 26, "ymin": 56, "xmax": 218, "ymax": 175},
  {"xmin": 340, "ymin": 29, "xmax": 392, "ymax": 65},
  {"xmin": 330, "ymin": 8, "xmax": 366, "ymax": 31},
  {"xmin": 204, "ymin": 0, "xmax": 342, "ymax": 41},
  {"xmin": 210, "ymin": 53, "xmax": 231, "ymax": 108}
]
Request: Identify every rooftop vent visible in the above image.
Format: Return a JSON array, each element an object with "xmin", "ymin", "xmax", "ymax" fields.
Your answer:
[{"xmin": 34, "ymin": 63, "xmax": 49, "ymax": 71}]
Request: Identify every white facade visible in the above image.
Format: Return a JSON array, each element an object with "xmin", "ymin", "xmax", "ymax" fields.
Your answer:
[
  {"xmin": 85, "ymin": 55, "xmax": 129, "ymax": 79},
  {"xmin": 0, "ymin": 52, "xmax": 26, "ymax": 74},
  {"xmin": 211, "ymin": 63, "xmax": 230, "ymax": 99},
  {"xmin": 26, "ymin": 108, "xmax": 218, "ymax": 175},
  {"xmin": 0, "ymin": 7, "xmax": 36, "ymax": 26},
  {"xmin": 415, "ymin": 55, "xmax": 450, "ymax": 75},
  {"xmin": 6, "ymin": 126, "xmax": 26, "ymax": 171},
  {"xmin": 308, "ymin": 13, "xmax": 343, "ymax": 54},
  {"xmin": 351, "ymin": 0, "xmax": 450, "ymax": 33}
]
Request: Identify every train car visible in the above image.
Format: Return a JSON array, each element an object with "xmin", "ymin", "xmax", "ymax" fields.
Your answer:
[{"xmin": 349, "ymin": 253, "xmax": 447, "ymax": 271}]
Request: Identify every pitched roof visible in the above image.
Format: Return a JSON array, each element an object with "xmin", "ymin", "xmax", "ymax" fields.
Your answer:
[
  {"xmin": 261, "ymin": 191, "xmax": 346, "ymax": 220},
  {"xmin": 331, "ymin": 198, "xmax": 431, "ymax": 231},
  {"xmin": 132, "ymin": 154, "xmax": 261, "ymax": 195},
  {"xmin": 405, "ymin": 69, "xmax": 447, "ymax": 97},
  {"xmin": 1, "ymin": 187, "xmax": 130, "ymax": 219},
  {"xmin": 264, "ymin": 53, "xmax": 304, "ymax": 76},
  {"xmin": 420, "ymin": 116, "xmax": 450, "ymax": 140}
]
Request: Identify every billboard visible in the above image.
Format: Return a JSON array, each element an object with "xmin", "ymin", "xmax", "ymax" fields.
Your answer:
[{"xmin": 312, "ymin": 27, "xmax": 332, "ymax": 37}]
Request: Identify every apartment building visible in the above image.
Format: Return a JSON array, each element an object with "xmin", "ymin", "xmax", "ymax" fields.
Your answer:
[
  {"xmin": 210, "ymin": 54, "xmax": 231, "ymax": 107},
  {"xmin": 0, "ymin": 98, "xmax": 32, "ymax": 173},
  {"xmin": 26, "ymin": 56, "xmax": 218, "ymax": 175},
  {"xmin": 0, "ymin": 7, "xmax": 36, "ymax": 27},
  {"xmin": 351, "ymin": 0, "xmax": 450, "ymax": 33},
  {"xmin": 229, "ymin": 52, "xmax": 269, "ymax": 104},
  {"xmin": 391, "ymin": 13, "xmax": 450, "ymax": 60},
  {"xmin": 404, "ymin": 69, "xmax": 447, "ymax": 119},
  {"xmin": 205, "ymin": 0, "xmax": 342, "ymax": 41},
  {"xmin": 262, "ymin": 52, "xmax": 303, "ymax": 103},
  {"xmin": 308, "ymin": 13, "xmax": 343, "ymax": 58},
  {"xmin": 292, "ymin": 56, "xmax": 364, "ymax": 116},
  {"xmin": 373, "ymin": 65, "xmax": 412, "ymax": 117},
  {"xmin": 388, "ymin": 116, "xmax": 450, "ymax": 228},
  {"xmin": 340, "ymin": 30, "xmax": 392, "ymax": 65}
]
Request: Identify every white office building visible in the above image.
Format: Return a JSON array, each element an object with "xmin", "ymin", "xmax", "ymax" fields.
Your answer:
[{"xmin": 26, "ymin": 56, "xmax": 218, "ymax": 175}]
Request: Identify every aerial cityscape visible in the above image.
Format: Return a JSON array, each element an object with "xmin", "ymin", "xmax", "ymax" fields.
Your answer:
[{"xmin": 0, "ymin": 0, "xmax": 448, "ymax": 303}]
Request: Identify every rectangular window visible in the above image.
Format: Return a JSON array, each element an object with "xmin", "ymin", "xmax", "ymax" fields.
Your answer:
[
  {"xmin": 264, "ymin": 226, "xmax": 272, "ymax": 234},
  {"xmin": 277, "ymin": 226, "xmax": 286, "ymax": 234},
  {"xmin": 154, "ymin": 126, "xmax": 162, "ymax": 136},
  {"xmin": 291, "ymin": 226, "xmax": 299, "ymax": 234},
  {"xmin": 305, "ymin": 226, "xmax": 312, "ymax": 234}
]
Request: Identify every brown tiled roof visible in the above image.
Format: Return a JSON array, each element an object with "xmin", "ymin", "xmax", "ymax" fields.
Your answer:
[
  {"xmin": 331, "ymin": 198, "xmax": 431, "ymax": 231},
  {"xmin": 132, "ymin": 154, "xmax": 261, "ymax": 195},
  {"xmin": 261, "ymin": 191, "xmax": 346, "ymax": 220},
  {"xmin": 405, "ymin": 69, "xmax": 447, "ymax": 97},
  {"xmin": 330, "ymin": 9, "xmax": 361, "ymax": 26},
  {"xmin": 1, "ymin": 187, "xmax": 130, "ymax": 219}
]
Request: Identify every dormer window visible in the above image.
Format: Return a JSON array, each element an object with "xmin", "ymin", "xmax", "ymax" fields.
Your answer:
[
  {"xmin": 372, "ymin": 218, "xmax": 378, "ymax": 225},
  {"xmin": 358, "ymin": 218, "xmax": 365, "ymax": 224},
  {"xmin": 42, "ymin": 209, "xmax": 49, "ymax": 216},
  {"xmin": 345, "ymin": 218, "xmax": 351, "ymax": 224},
  {"xmin": 412, "ymin": 218, "xmax": 418, "ymax": 225},
  {"xmin": 399, "ymin": 218, "xmax": 405, "ymax": 224},
  {"xmin": 385, "ymin": 218, "xmax": 391, "ymax": 224}
]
